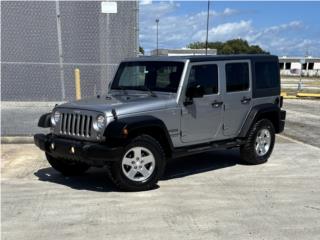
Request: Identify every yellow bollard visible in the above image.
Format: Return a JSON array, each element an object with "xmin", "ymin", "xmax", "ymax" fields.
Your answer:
[{"xmin": 74, "ymin": 68, "xmax": 81, "ymax": 100}]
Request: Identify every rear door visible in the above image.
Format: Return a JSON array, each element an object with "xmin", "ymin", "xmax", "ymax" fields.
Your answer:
[{"xmin": 222, "ymin": 61, "xmax": 252, "ymax": 136}]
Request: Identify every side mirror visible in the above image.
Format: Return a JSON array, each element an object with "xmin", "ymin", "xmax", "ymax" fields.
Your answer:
[
  {"xmin": 186, "ymin": 84, "xmax": 204, "ymax": 99},
  {"xmin": 184, "ymin": 85, "xmax": 204, "ymax": 106}
]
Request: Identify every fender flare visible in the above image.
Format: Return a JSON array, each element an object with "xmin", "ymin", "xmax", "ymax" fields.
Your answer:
[
  {"xmin": 104, "ymin": 115, "xmax": 174, "ymax": 150},
  {"xmin": 238, "ymin": 103, "xmax": 281, "ymax": 138},
  {"xmin": 38, "ymin": 113, "xmax": 51, "ymax": 128}
]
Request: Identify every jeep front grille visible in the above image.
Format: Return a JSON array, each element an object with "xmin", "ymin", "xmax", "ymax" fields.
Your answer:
[{"xmin": 60, "ymin": 113, "xmax": 93, "ymax": 137}]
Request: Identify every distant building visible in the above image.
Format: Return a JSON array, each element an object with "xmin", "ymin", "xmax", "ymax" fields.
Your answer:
[
  {"xmin": 279, "ymin": 56, "xmax": 320, "ymax": 77},
  {"xmin": 150, "ymin": 48, "xmax": 217, "ymax": 56}
]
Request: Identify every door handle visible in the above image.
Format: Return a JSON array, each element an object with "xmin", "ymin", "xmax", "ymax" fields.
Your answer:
[
  {"xmin": 241, "ymin": 97, "xmax": 251, "ymax": 104},
  {"xmin": 212, "ymin": 101, "xmax": 223, "ymax": 108}
]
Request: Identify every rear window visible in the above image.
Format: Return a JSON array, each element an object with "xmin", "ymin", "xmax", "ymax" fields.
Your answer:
[
  {"xmin": 255, "ymin": 61, "xmax": 279, "ymax": 89},
  {"xmin": 226, "ymin": 62, "xmax": 249, "ymax": 92}
]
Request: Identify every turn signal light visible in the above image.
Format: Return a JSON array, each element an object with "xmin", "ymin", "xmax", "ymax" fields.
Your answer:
[
  {"xmin": 70, "ymin": 146, "xmax": 75, "ymax": 154},
  {"xmin": 122, "ymin": 128, "xmax": 128, "ymax": 137}
]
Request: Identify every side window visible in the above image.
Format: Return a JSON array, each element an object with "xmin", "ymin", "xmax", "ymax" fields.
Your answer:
[
  {"xmin": 285, "ymin": 62, "xmax": 291, "ymax": 70},
  {"xmin": 302, "ymin": 63, "xmax": 307, "ymax": 70},
  {"xmin": 187, "ymin": 64, "xmax": 218, "ymax": 95},
  {"xmin": 226, "ymin": 62, "xmax": 249, "ymax": 92},
  {"xmin": 279, "ymin": 62, "xmax": 284, "ymax": 69},
  {"xmin": 255, "ymin": 61, "xmax": 279, "ymax": 89},
  {"xmin": 308, "ymin": 62, "xmax": 314, "ymax": 70}
]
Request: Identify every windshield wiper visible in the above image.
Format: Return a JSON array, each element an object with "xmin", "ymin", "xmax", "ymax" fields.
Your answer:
[
  {"xmin": 117, "ymin": 86, "xmax": 128, "ymax": 95},
  {"xmin": 138, "ymin": 86, "xmax": 157, "ymax": 97}
]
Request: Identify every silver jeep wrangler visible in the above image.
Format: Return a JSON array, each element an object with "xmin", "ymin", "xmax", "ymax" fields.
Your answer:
[{"xmin": 35, "ymin": 55, "xmax": 286, "ymax": 191}]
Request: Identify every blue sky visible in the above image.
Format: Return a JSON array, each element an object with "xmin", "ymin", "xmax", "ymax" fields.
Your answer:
[{"xmin": 139, "ymin": 1, "xmax": 320, "ymax": 56}]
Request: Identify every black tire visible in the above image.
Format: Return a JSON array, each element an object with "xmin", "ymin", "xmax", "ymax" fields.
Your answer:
[
  {"xmin": 240, "ymin": 119, "xmax": 275, "ymax": 165},
  {"xmin": 109, "ymin": 135, "xmax": 166, "ymax": 191},
  {"xmin": 46, "ymin": 153, "xmax": 90, "ymax": 176}
]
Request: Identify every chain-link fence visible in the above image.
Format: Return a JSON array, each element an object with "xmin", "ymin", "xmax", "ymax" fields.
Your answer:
[{"xmin": 1, "ymin": 0, "xmax": 138, "ymax": 136}]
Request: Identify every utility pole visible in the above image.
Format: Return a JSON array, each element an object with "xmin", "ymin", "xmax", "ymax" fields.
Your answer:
[
  {"xmin": 55, "ymin": 0, "xmax": 66, "ymax": 100},
  {"xmin": 205, "ymin": 0, "xmax": 210, "ymax": 55},
  {"xmin": 156, "ymin": 19, "xmax": 159, "ymax": 56}
]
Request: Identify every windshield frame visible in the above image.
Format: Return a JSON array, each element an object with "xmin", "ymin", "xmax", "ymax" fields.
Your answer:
[{"xmin": 110, "ymin": 61, "xmax": 185, "ymax": 93}]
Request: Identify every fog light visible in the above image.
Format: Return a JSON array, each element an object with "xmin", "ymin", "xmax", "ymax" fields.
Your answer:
[
  {"xmin": 70, "ymin": 146, "xmax": 75, "ymax": 154},
  {"xmin": 50, "ymin": 143, "xmax": 55, "ymax": 150}
]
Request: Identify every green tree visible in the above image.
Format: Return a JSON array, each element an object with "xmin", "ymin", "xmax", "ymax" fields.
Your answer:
[
  {"xmin": 220, "ymin": 44, "xmax": 233, "ymax": 54},
  {"xmin": 187, "ymin": 39, "xmax": 269, "ymax": 55},
  {"xmin": 139, "ymin": 46, "xmax": 145, "ymax": 55}
]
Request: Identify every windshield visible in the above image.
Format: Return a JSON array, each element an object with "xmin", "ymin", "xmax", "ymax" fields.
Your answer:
[{"xmin": 111, "ymin": 61, "xmax": 184, "ymax": 93}]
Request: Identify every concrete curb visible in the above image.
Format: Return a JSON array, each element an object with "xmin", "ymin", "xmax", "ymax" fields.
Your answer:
[
  {"xmin": 1, "ymin": 101, "xmax": 64, "ymax": 108},
  {"xmin": 281, "ymin": 91, "xmax": 320, "ymax": 99},
  {"xmin": 1, "ymin": 136, "xmax": 34, "ymax": 144}
]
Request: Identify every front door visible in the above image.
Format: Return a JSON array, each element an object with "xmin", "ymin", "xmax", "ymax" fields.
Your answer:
[
  {"xmin": 181, "ymin": 63, "xmax": 223, "ymax": 143},
  {"xmin": 222, "ymin": 61, "xmax": 252, "ymax": 136}
]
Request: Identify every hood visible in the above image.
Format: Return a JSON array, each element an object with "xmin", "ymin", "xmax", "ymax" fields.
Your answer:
[{"xmin": 57, "ymin": 93, "xmax": 177, "ymax": 116}]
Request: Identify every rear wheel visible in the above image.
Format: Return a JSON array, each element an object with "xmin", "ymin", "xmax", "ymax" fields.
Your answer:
[
  {"xmin": 240, "ymin": 119, "xmax": 275, "ymax": 165},
  {"xmin": 109, "ymin": 135, "xmax": 166, "ymax": 191},
  {"xmin": 46, "ymin": 153, "xmax": 90, "ymax": 176}
]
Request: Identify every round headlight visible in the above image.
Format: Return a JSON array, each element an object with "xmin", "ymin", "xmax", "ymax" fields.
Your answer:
[
  {"xmin": 51, "ymin": 111, "xmax": 61, "ymax": 126},
  {"xmin": 93, "ymin": 115, "xmax": 106, "ymax": 131}
]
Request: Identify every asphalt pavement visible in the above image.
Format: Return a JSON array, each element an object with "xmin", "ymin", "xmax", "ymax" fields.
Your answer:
[
  {"xmin": 1, "ymin": 135, "xmax": 320, "ymax": 240},
  {"xmin": 282, "ymin": 99, "xmax": 320, "ymax": 147}
]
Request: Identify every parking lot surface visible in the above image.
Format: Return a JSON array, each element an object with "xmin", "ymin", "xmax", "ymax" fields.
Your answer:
[
  {"xmin": 283, "ymin": 99, "xmax": 320, "ymax": 147},
  {"xmin": 1, "ymin": 135, "xmax": 320, "ymax": 240}
]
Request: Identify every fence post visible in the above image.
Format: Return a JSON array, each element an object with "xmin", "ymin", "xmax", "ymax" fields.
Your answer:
[{"xmin": 74, "ymin": 68, "xmax": 81, "ymax": 100}]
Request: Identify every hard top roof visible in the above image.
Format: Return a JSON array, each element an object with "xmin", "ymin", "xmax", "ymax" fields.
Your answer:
[{"xmin": 124, "ymin": 54, "xmax": 278, "ymax": 63}]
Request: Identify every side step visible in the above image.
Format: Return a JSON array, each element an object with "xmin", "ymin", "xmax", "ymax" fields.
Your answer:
[{"xmin": 172, "ymin": 139, "xmax": 244, "ymax": 159}]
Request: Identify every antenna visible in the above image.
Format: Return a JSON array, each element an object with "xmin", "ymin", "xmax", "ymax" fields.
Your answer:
[
  {"xmin": 156, "ymin": 19, "xmax": 159, "ymax": 56},
  {"xmin": 205, "ymin": 0, "xmax": 210, "ymax": 55}
]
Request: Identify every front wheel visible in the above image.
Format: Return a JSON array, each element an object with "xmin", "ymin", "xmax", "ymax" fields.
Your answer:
[
  {"xmin": 109, "ymin": 135, "xmax": 166, "ymax": 191},
  {"xmin": 240, "ymin": 119, "xmax": 275, "ymax": 165}
]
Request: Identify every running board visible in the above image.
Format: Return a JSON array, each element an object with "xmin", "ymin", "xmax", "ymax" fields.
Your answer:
[{"xmin": 171, "ymin": 139, "xmax": 244, "ymax": 159}]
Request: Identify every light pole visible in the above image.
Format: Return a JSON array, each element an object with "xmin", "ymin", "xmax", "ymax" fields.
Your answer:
[
  {"xmin": 205, "ymin": 0, "xmax": 210, "ymax": 55},
  {"xmin": 156, "ymin": 19, "xmax": 159, "ymax": 56}
]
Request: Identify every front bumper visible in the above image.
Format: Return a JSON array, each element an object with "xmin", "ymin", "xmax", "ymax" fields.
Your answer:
[{"xmin": 34, "ymin": 134, "xmax": 124, "ymax": 166}]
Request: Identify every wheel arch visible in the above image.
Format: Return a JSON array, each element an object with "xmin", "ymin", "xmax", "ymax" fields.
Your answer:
[
  {"xmin": 38, "ymin": 113, "xmax": 51, "ymax": 128},
  {"xmin": 239, "ymin": 103, "xmax": 281, "ymax": 138},
  {"xmin": 104, "ymin": 115, "xmax": 174, "ymax": 158}
]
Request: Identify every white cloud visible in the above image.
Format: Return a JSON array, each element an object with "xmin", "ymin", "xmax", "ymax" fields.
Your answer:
[
  {"xmin": 139, "ymin": 3, "xmax": 317, "ymax": 56},
  {"xmin": 194, "ymin": 8, "xmax": 238, "ymax": 18},
  {"xmin": 140, "ymin": 0, "xmax": 152, "ymax": 5},
  {"xmin": 140, "ymin": 1, "xmax": 178, "ymax": 19},
  {"xmin": 223, "ymin": 8, "xmax": 238, "ymax": 16},
  {"xmin": 249, "ymin": 21, "xmax": 303, "ymax": 41},
  {"xmin": 193, "ymin": 20, "xmax": 252, "ymax": 42},
  {"xmin": 140, "ymin": 3, "xmax": 240, "ymax": 51},
  {"xmin": 244, "ymin": 21, "xmax": 308, "ymax": 55}
]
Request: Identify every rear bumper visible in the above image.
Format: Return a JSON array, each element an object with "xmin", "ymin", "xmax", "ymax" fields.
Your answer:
[
  {"xmin": 34, "ymin": 134, "xmax": 124, "ymax": 166},
  {"xmin": 278, "ymin": 110, "xmax": 286, "ymax": 133}
]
